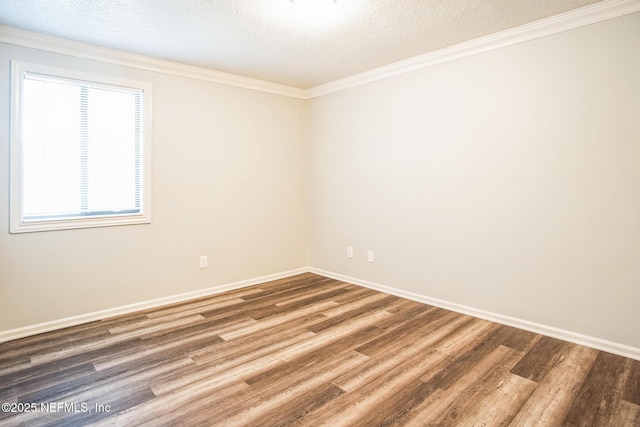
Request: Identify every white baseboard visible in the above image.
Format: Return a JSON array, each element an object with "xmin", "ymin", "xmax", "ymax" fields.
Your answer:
[
  {"xmin": 309, "ymin": 267, "xmax": 640, "ymax": 361},
  {"xmin": 0, "ymin": 267, "xmax": 309, "ymax": 344},
  {"xmin": 3, "ymin": 265, "xmax": 639, "ymax": 362}
]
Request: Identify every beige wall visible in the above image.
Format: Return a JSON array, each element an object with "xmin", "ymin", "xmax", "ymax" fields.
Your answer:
[
  {"xmin": 1, "ymin": 12, "xmax": 639, "ymax": 350},
  {"xmin": 309, "ymin": 13, "xmax": 640, "ymax": 348},
  {"xmin": 0, "ymin": 43, "xmax": 309, "ymax": 330}
]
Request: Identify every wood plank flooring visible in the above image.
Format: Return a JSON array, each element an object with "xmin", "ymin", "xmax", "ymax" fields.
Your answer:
[{"xmin": 0, "ymin": 272, "xmax": 638, "ymax": 426}]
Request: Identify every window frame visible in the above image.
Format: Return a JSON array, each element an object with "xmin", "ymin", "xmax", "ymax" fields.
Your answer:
[{"xmin": 9, "ymin": 60, "xmax": 153, "ymax": 233}]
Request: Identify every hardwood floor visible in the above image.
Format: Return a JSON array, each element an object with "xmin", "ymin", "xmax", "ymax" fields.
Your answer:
[{"xmin": 1, "ymin": 272, "xmax": 638, "ymax": 426}]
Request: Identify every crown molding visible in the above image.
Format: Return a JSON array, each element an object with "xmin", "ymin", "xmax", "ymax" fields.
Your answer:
[
  {"xmin": 306, "ymin": 0, "xmax": 640, "ymax": 98},
  {"xmin": 1, "ymin": 0, "xmax": 639, "ymax": 100},
  {"xmin": 0, "ymin": 25, "xmax": 307, "ymax": 100}
]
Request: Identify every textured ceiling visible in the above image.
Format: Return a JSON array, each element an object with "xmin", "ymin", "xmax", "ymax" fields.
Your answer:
[{"xmin": 0, "ymin": 0, "xmax": 604, "ymax": 89}]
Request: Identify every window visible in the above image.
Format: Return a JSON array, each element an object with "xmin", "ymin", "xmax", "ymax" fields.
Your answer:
[{"xmin": 10, "ymin": 60, "xmax": 152, "ymax": 233}]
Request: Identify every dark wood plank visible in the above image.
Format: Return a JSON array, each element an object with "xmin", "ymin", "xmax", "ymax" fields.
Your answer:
[
  {"xmin": 354, "ymin": 308, "xmax": 456, "ymax": 357},
  {"xmin": 265, "ymin": 382, "xmax": 345, "ymax": 427},
  {"xmin": 419, "ymin": 325, "xmax": 531, "ymax": 391},
  {"xmin": 510, "ymin": 335, "xmax": 570, "ymax": 382},
  {"xmin": 0, "ymin": 362, "xmax": 96, "ymax": 403},
  {"xmin": 563, "ymin": 351, "xmax": 636, "ymax": 426},
  {"xmin": 624, "ymin": 358, "xmax": 640, "ymax": 405}
]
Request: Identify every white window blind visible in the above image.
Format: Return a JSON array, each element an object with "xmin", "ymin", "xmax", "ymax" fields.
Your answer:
[{"xmin": 10, "ymin": 61, "xmax": 152, "ymax": 233}]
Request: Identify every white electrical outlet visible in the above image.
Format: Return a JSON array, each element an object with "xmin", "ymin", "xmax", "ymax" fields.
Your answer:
[
  {"xmin": 367, "ymin": 250, "xmax": 374, "ymax": 263},
  {"xmin": 199, "ymin": 255, "xmax": 208, "ymax": 269},
  {"xmin": 347, "ymin": 246, "xmax": 354, "ymax": 259}
]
